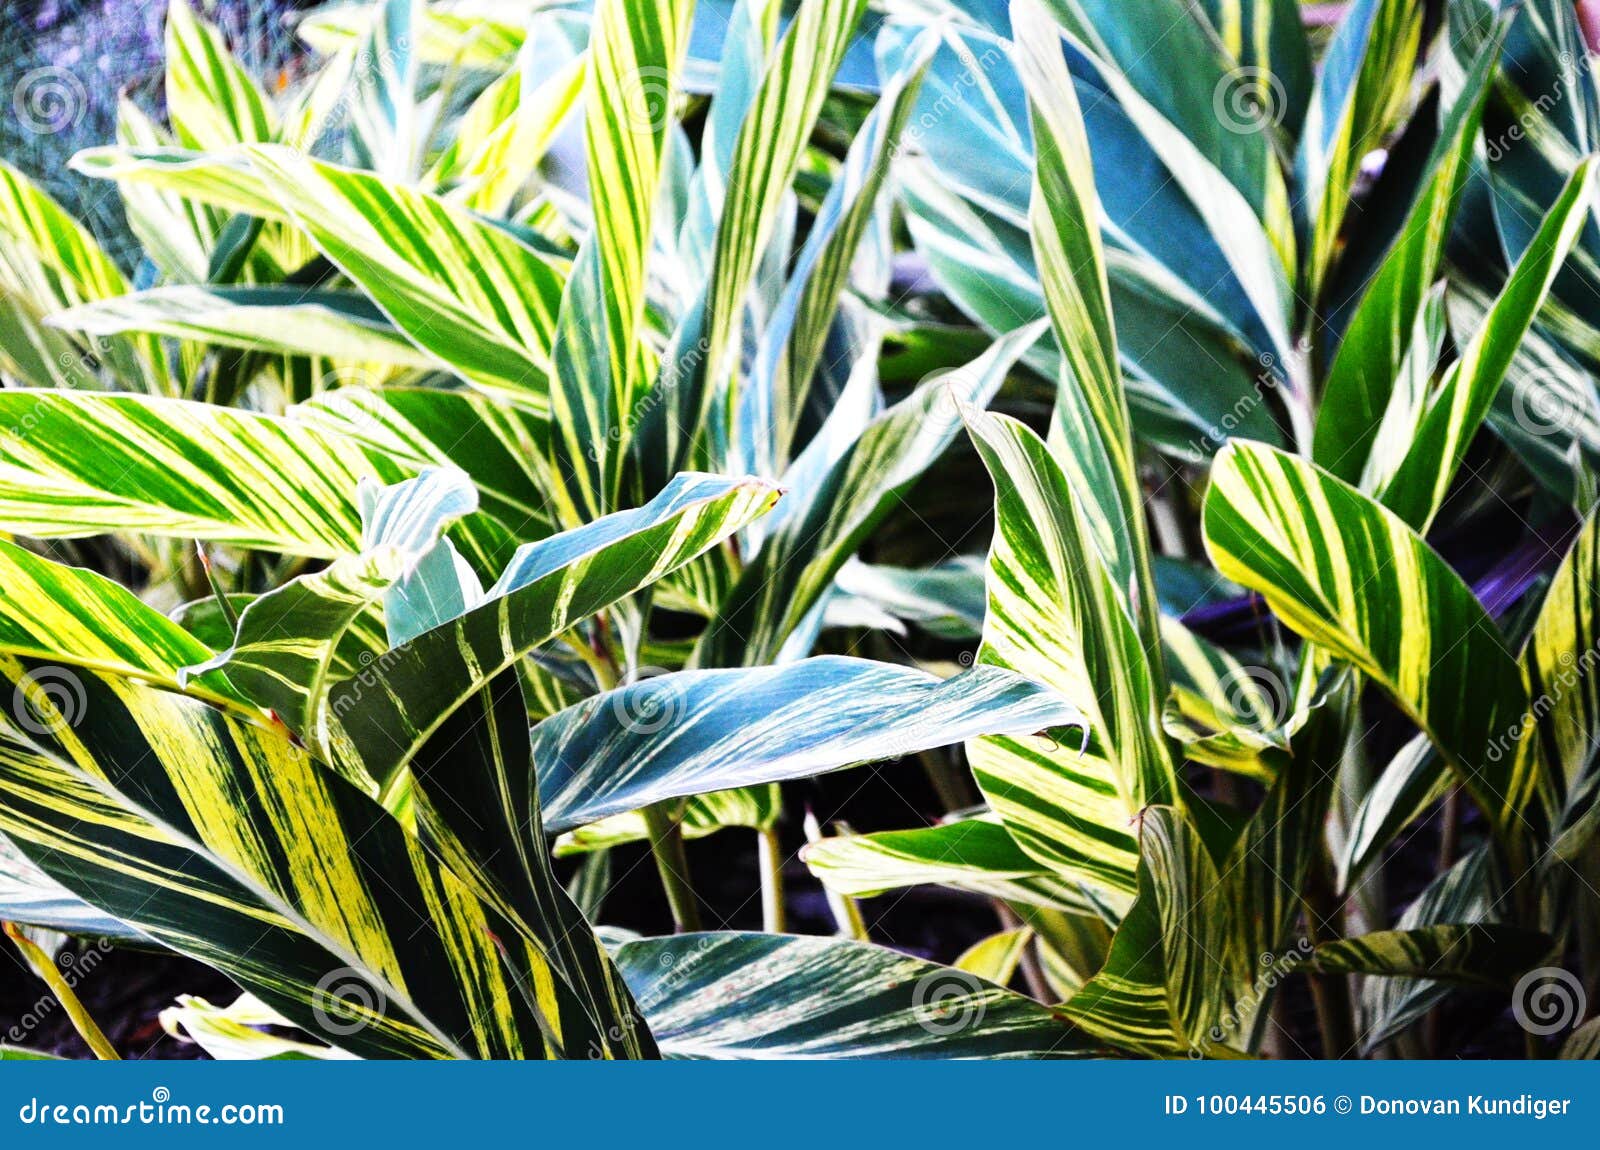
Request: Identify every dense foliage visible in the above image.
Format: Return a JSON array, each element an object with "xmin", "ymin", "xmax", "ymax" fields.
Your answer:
[{"xmin": 2, "ymin": 0, "xmax": 1600, "ymax": 1060}]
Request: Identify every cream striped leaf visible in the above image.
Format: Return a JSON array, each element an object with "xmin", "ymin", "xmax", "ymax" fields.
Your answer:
[
  {"xmin": 49, "ymin": 287, "xmax": 438, "ymax": 370},
  {"xmin": 164, "ymin": 0, "xmax": 276, "ymax": 150},
  {"xmin": 329, "ymin": 473, "xmax": 781, "ymax": 792},
  {"xmin": 0, "ymin": 161, "xmax": 164, "ymax": 393},
  {"xmin": 696, "ymin": 321, "xmax": 1045, "ymax": 667},
  {"xmin": 242, "ymin": 145, "xmax": 569, "ymax": 408},
  {"xmin": 1312, "ymin": 925, "xmax": 1551, "ymax": 984},
  {"xmin": 635, "ymin": 0, "xmax": 869, "ymax": 482},
  {"xmin": 1014, "ymin": 0, "xmax": 1171, "ymax": 677},
  {"xmin": 614, "ymin": 933, "xmax": 1092, "ymax": 1058},
  {"xmin": 547, "ymin": 0, "xmax": 694, "ymax": 521},
  {"xmin": 1296, "ymin": 0, "xmax": 1423, "ymax": 299},
  {"xmin": 736, "ymin": 29, "xmax": 938, "ymax": 478},
  {"xmin": 0, "ymin": 391, "xmax": 390, "ymax": 557},
  {"xmin": 182, "ymin": 469, "xmax": 478, "ymax": 767},
  {"xmin": 801, "ymin": 817, "xmax": 1109, "ymax": 916},
  {"xmin": 1374, "ymin": 160, "xmax": 1598, "ymax": 533},
  {"xmin": 533, "ymin": 657, "xmax": 1082, "ymax": 831},
  {"xmin": 964, "ymin": 408, "xmax": 1176, "ymax": 903},
  {"xmin": 1312, "ymin": 21, "xmax": 1508, "ymax": 484},
  {"xmin": 0, "ymin": 664, "xmax": 646, "ymax": 1060},
  {"xmin": 1203, "ymin": 441, "xmax": 1534, "ymax": 837},
  {"xmin": 346, "ymin": 0, "xmax": 423, "ymax": 181},
  {"xmin": 292, "ymin": 387, "xmax": 557, "ymax": 547}
]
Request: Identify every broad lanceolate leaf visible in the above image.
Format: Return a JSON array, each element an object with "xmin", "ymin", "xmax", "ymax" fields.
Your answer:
[
  {"xmin": 242, "ymin": 146, "xmax": 568, "ymax": 408},
  {"xmin": 0, "ymin": 665, "xmax": 641, "ymax": 1060},
  {"xmin": 1313, "ymin": 925, "xmax": 1552, "ymax": 985},
  {"xmin": 1, "ymin": 832, "xmax": 138, "ymax": 939},
  {"xmin": 1524, "ymin": 509, "xmax": 1600, "ymax": 859},
  {"xmin": 1374, "ymin": 161, "xmax": 1598, "ymax": 533},
  {"xmin": 737, "ymin": 30, "xmax": 937, "ymax": 478},
  {"xmin": 1297, "ymin": 0, "xmax": 1424, "ymax": 299},
  {"xmin": 164, "ymin": 0, "xmax": 276, "ymax": 150},
  {"xmin": 329, "ymin": 474, "xmax": 780, "ymax": 792},
  {"xmin": 1204, "ymin": 442, "xmax": 1533, "ymax": 836},
  {"xmin": 534, "ymin": 657, "xmax": 1082, "ymax": 831},
  {"xmin": 614, "ymin": 933, "xmax": 1092, "ymax": 1058},
  {"xmin": 1011, "ymin": 0, "xmax": 1160, "ymax": 664},
  {"xmin": 184, "ymin": 470, "xmax": 479, "ymax": 764},
  {"xmin": 1313, "ymin": 21, "xmax": 1508, "ymax": 483},
  {"xmin": 346, "ymin": 0, "xmax": 423, "ymax": 181},
  {"xmin": 802, "ymin": 817, "xmax": 1106, "ymax": 916},
  {"xmin": 0, "ymin": 392, "xmax": 389, "ymax": 557},
  {"xmin": 696, "ymin": 321, "xmax": 1045, "ymax": 666},
  {"xmin": 635, "ymin": 0, "xmax": 869, "ymax": 484},
  {"xmin": 293, "ymin": 387, "xmax": 557, "ymax": 546},
  {"xmin": 49, "ymin": 287, "xmax": 438, "ymax": 370},
  {"xmin": 964, "ymin": 409, "xmax": 1176, "ymax": 905},
  {"xmin": 0, "ymin": 536, "xmax": 236, "ymax": 708},
  {"xmin": 0, "ymin": 161, "xmax": 163, "ymax": 394},
  {"xmin": 546, "ymin": 0, "xmax": 694, "ymax": 521}
]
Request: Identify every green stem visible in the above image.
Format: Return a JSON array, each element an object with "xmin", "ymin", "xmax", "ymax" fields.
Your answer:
[
  {"xmin": 757, "ymin": 827, "xmax": 786, "ymax": 934},
  {"xmin": 4, "ymin": 924, "xmax": 119, "ymax": 1060},
  {"xmin": 642, "ymin": 804, "xmax": 701, "ymax": 933}
]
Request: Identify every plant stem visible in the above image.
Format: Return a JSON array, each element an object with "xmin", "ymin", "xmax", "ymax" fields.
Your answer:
[
  {"xmin": 642, "ymin": 804, "xmax": 702, "ymax": 933},
  {"xmin": 4, "ymin": 924, "xmax": 119, "ymax": 1060},
  {"xmin": 757, "ymin": 827, "xmax": 786, "ymax": 934},
  {"xmin": 1304, "ymin": 859, "xmax": 1356, "ymax": 1059}
]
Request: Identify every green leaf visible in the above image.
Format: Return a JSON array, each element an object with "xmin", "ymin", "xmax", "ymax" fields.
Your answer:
[
  {"xmin": 964, "ymin": 408, "xmax": 1176, "ymax": 904},
  {"xmin": 183, "ymin": 469, "xmax": 478, "ymax": 764},
  {"xmin": 1376, "ymin": 160, "xmax": 1599, "ymax": 533},
  {"xmin": 0, "ymin": 160, "xmax": 163, "ymax": 393},
  {"xmin": 697, "ymin": 320, "xmax": 1045, "ymax": 666},
  {"xmin": 635, "ymin": 0, "xmax": 870, "ymax": 484},
  {"xmin": 346, "ymin": 0, "xmax": 423, "ymax": 181},
  {"xmin": 164, "ymin": 0, "xmax": 276, "ymax": 150},
  {"xmin": 0, "ymin": 391, "xmax": 388, "ymax": 557},
  {"xmin": 1297, "ymin": 0, "xmax": 1424, "ymax": 298},
  {"xmin": 242, "ymin": 146, "xmax": 568, "ymax": 408},
  {"xmin": 0, "ymin": 664, "xmax": 643, "ymax": 1060},
  {"xmin": 955, "ymin": 927, "xmax": 1033, "ymax": 985},
  {"xmin": 534, "ymin": 657, "xmax": 1082, "ymax": 831},
  {"xmin": 1313, "ymin": 21, "xmax": 1508, "ymax": 483},
  {"xmin": 614, "ymin": 932, "xmax": 1092, "ymax": 1058},
  {"xmin": 293, "ymin": 387, "xmax": 557, "ymax": 547},
  {"xmin": 546, "ymin": 0, "xmax": 694, "ymax": 521},
  {"xmin": 1013, "ymin": 0, "xmax": 1161, "ymax": 652},
  {"xmin": 802, "ymin": 817, "xmax": 1108, "ymax": 915},
  {"xmin": 1, "ymin": 833, "xmax": 138, "ymax": 939},
  {"xmin": 1313, "ymin": 925, "xmax": 1552, "ymax": 985},
  {"xmin": 329, "ymin": 473, "xmax": 780, "ymax": 792},
  {"xmin": 736, "ymin": 29, "xmax": 938, "ymax": 478},
  {"xmin": 49, "ymin": 286, "xmax": 438, "ymax": 369},
  {"xmin": 1203, "ymin": 441, "xmax": 1533, "ymax": 837}
]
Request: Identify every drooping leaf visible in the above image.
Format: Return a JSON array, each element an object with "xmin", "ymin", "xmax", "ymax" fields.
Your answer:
[
  {"xmin": 534, "ymin": 657, "xmax": 1082, "ymax": 831},
  {"xmin": 613, "ymin": 932, "xmax": 1092, "ymax": 1058}
]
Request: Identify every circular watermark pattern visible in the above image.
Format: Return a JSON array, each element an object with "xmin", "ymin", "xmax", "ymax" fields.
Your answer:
[
  {"xmin": 1508, "ymin": 373, "xmax": 1585, "ymax": 441},
  {"xmin": 1215, "ymin": 664, "xmax": 1290, "ymax": 732},
  {"xmin": 311, "ymin": 966, "xmax": 388, "ymax": 1038},
  {"xmin": 911, "ymin": 967, "xmax": 987, "ymax": 1036},
  {"xmin": 620, "ymin": 66, "xmax": 675, "ymax": 134},
  {"xmin": 1212, "ymin": 66, "xmax": 1287, "ymax": 135},
  {"xmin": 609, "ymin": 665, "xmax": 684, "ymax": 735},
  {"xmin": 11, "ymin": 666, "xmax": 88, "ymax": 737},
  {"xmin": 1512, "ymin": 966, "xmax": 1586, "ymax": 1036},
  {"xmin": 12, "ymin": 67, "xmax": 87, "ymax": 135}
]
